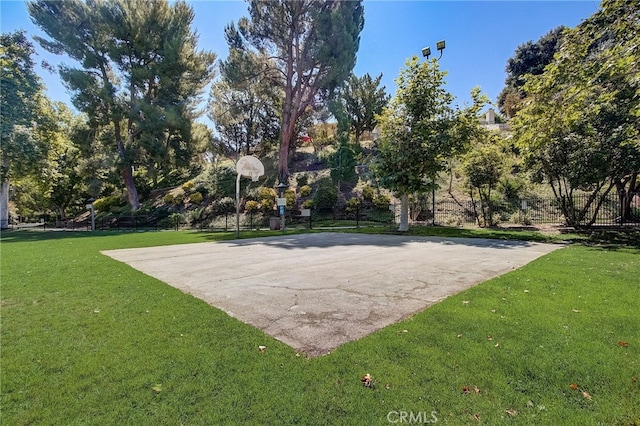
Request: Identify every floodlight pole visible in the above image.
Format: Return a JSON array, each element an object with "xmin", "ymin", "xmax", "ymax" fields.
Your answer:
[
  {"xmin": 236, "ymin": 172, "xmax": 241, "ymax": 238},
  {"xmin": 86, "ymin": 197, "xmax": 95, "ymax": 231},
  {"xmin": 421, "ymin": 40, "xmax": 446, "ymax": 226}
]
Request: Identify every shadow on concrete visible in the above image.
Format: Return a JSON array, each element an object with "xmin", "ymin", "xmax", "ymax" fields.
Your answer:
[{"xmin": 225, "ymin": 232, "xmax": 542, "ymax": 251}]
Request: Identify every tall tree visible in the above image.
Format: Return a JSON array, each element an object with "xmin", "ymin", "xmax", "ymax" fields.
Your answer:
[
  {"xmin": 228, "ymin": 0, "xmax": 364, "ymax": 183},
  {"xmin": 0, "ymin": 31, "xmax": 47, "ymax": 229},
  {"xmin": 497, "ymin": 26, "xmax": 565, "ymax": 118},
  {"xmin": 374, "ymin": 56, "xmax": 486, "ymax": 231},
  {"xmin": 209, "ymin": 30, "xmax": 281, "ymax": 157},
  {"xmin": 338, "ymin": 72, "xmax": 389, "ymax": 142},
  {"xmin": 29, "ymin": 0, "xmax": 216, "ymax": 210},
  {"xmin": 461, "ymin": 136, "xmax": 505, "ymax": 227},
  {"xmin": 512, "ymin": 0, "xmax": 640, "ymax": 227}
]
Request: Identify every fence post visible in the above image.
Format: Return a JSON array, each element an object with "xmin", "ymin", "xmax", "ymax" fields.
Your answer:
[{"xmin": 356, "ymin": 205, "xmax": 360, "ymax": 229}]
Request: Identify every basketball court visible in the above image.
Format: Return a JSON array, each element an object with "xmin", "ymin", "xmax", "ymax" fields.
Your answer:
[{"xmin": 103, "ymin": 232, "xmax": 562, "ymax": 356}]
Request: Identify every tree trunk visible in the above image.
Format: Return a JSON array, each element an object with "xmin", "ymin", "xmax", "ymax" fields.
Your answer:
[
  {"xmin": 1, "ymin": 154, "xmax": 10, "ymax": 228},
  {"xmin": 398, "ymin": 193, "xmax": 409, "ymax": 232},
  {"xmin": 0, "ymin": 179, "xmax": 9, "ymax": 229},
  {"xmin": 114, "ymin": 123, "xmax": 140, "ymax": 211},
  {"xmin": 278, "ymin": 116, "xmax": 296, "ymax": 183},
  {"xmin": 122, "ymin": 164, "xmax": 139, "ymax": 211}
]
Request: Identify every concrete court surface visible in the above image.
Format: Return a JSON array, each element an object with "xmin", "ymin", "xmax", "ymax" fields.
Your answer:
[{"xmin": 103, "ymin": 232, "xmax": 562, "ymax": 356}]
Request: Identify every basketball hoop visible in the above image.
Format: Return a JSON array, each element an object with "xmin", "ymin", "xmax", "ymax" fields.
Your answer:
[
  {"xmin": 235, "ymin": 156, "xmax": 265, "ymax": 237},
  {"xmin": 236, "ymin": 155, "xmax": 265, "ymax": 181}
]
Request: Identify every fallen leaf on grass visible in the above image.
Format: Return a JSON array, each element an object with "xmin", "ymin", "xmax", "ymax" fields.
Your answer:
[
  {"xmin": 462, "ymin": 300, "xmax": 470, "ymax": 305},
  {"xmin": 361, "ymin": 373, "xmax": 373, "ymax": 388},
  {"xmin": 618, "ymin": 341, "xmax": 629, "ymax": 347},
  {"xmin": 570, "ymin": 383, "xmax": 579, "ymax": 390},
  {"xmin": 258, "ymin": 345, "xmax": 266, "ymax": 353},
  {"xmin": 487, "ymin": 335, "xmax": 493, "ymax": 341},
  {"xmin": 462, "ymin": 386, "xmax": 471, "ymax": 394},
  {"xmin": 152, "ymin": 384, "xmax": 162, "ymax": 392},
  {"xmin": 473, "ymin": 413, "xmax": 481, "ymax": 421},
  {"xmin": 572, "ymin": 309, "xmax": 581, "ymax": 313},
  {"xmin": 505, "ymin": 408, "xmax": 518, "ymax": 417},
  {"xmin": 475, "ymin": 386, "xmax": 480, "ymax": 394},
  {"xmin": 582, "ymin": 391, "xmax": 592, "ymax": 400}
]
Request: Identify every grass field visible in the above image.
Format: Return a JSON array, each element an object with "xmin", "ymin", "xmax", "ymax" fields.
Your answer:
[{"xmin": 1, "ymin": 228, "xmax": 639, "ymax": 425}]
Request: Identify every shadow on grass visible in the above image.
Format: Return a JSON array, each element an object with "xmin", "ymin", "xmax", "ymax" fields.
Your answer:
[
  {"xmin": 579, "ymin": 228, "xmax": 640, "ymax": 251},
  {"xmin": 3, "ymin": 226, "xmax": 638, "ymax": 251}
]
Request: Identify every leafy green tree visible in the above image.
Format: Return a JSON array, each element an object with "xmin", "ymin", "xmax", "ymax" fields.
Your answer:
[
  {"xmin": 512, "ymin": 0, "xmax": 640, "ymax": 227},
  {"xmin": 209, "ymin": 27, "xmax": 281, "ymax": 157},
  {"xmin": 497, "ymin": 26, "xmax": 565, "ymax": 118},
  {"xmin": 228, "ymin": 0, "xmax": 364, "ymax": 182},
  {"xmin": 29, "ymin": 0, "xmax": 216, "ymax": 210},
  {"xmin": 337, "ymin": 72, "xmax": 389, "ymax": 142},
  {"xmin": 0, "ymin": 31, "xmax": 48, "ymax": 228},
  {"xmin": 330, "ymin": 138, "xmax": 357, "ymax": 190},
  {"xmin": 462, "ymin": 140, "xmax": 505, "ymax": 227},
  {"xmin": 374, "ymin": 56, "xmax": 486, "ymax": 231}
]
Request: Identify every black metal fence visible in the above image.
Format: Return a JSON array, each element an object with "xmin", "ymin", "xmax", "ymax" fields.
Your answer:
[
  {"xmin": 30, "ymin": 192, "xmax": 640, "ymax": 232},
  {"xmin": 423, "ymin": 192, "xmax": 640, "ymax": 227}
]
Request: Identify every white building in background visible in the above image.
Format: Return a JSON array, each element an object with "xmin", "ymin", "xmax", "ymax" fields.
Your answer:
[
  {"xmin": 369, "ymin": 108, "xmax": 510, "ymax": 142},
  {"xmin": 479, "ymin": 108, "xmax": 511, "ymax": 132}
]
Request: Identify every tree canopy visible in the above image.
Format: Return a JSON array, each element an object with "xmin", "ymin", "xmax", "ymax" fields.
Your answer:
[
  {"xmin": 497, "ymin": 26, "xmax": 565, "ymax": 118},
  {"xmin": 512, "ymin": 0, "xmax": 640, "ymax": 226},
  {"xmin": 0, "ymin": 30, "xmax": 48, "ymax": 228},
  {"xmin": 335, "ymin": 72, "xmax": 389, "ymax": 142},
  {"xmin": 374, "ymin": 56, "xmax": 486, "ymax": 231},
  {"xmin": 28, "ymin": 0, "xmax": 216, "ymax": 210},
  {"xmin": 228, "ymin": 0, "xmax": 364, "ymax": 183}
]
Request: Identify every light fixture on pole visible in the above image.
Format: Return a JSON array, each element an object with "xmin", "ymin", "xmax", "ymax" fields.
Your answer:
[
  {"xmin": 421, "ymin": 40, "xmax": 446, "ymax": 226},
  {"xmin": 235, "ymin": 156, "xmax": 265, "ymax": 238},
  {"xmin": 276, "ymin": 182, "xmax": 288, "ymax": 231},
  {"xmin": 86, "ymin": 197, "xmax": 95, "ymax": 231},
  {"xmin": 421, "ymin": 40, "xmax": 446, "ymax": 60}
]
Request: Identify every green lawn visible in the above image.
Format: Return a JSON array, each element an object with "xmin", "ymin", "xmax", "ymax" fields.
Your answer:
[{"xmin": 1, "ymin": 229, "xmax": 639, "ymax": 425}]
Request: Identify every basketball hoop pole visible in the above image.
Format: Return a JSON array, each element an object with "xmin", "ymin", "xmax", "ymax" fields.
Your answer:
[
  {"xmin": 236, "ymin": 172, "xmax": 241, "ymax": 238},
  {"xmin": 235, "ymin": 156, "xmax": 265, "ymax": 238}
]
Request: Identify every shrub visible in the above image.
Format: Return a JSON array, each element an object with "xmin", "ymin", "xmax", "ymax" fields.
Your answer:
[
  {"xmin": 181, "ymin": 180, "xmax": 195, "ymax": 193},
  {"xmin": 213, "ymin": 197, "xmax": 236, "ymax": 214},
  {"xmin": 244, "ymin": 200, "xmax": 259, "ymax": 213},
  {"xmin": 296, "ymin": 173, "xmax": 309, "ymax": 187},
  {"xmin": 361, "ymin": 185, "xmax": 375, "ymax": 202},
  {"xmin": 173, "ymin": 193, "xmax": 185, "ymax": 205},
  {"xmin": 313, "ymin": 181, "xmax": 337, "ymax": 209},
  {"xmin": 346, "ymin": 197, "xmax": 361, "ymax": 213},
  {"xmin": 163, "ymin": 193, "xmax": 175, "ymax": 204},
  {"xmin": 302, "ymin": 199, "xmax": 314, "ymax": 209},
  {"xmin": 299, "ymin": 185, "xmax": 312, "ymax": 197},
  {"xmin": 510, "ymin": 211, "xmax": 532, "ymax": 226},
  {"xmin": 261, "ymin": 197, "xmax": 276, "ymax": 214},
  {"xmin": 258, "ymin": 187, "xmax": 276, "ymax": 200},
  {"xmin": 373, "ymin": 194, "xmax": 391, "ymax": 210},
  {"xmin": 189, "ymin": 192, "xmax": 203, "ymax": 204},
  {"xmin": 93, "ymin": 196, "xmax": 121, "ymax": 212},
  {"xmin": 285, "ymin": 189, "xmax": 296, "ymax": 209}
]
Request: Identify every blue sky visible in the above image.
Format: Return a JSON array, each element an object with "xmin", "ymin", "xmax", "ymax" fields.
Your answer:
[{"xmin": 1, "ymin": 0, "xmax": 600, "ymax": 116}]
